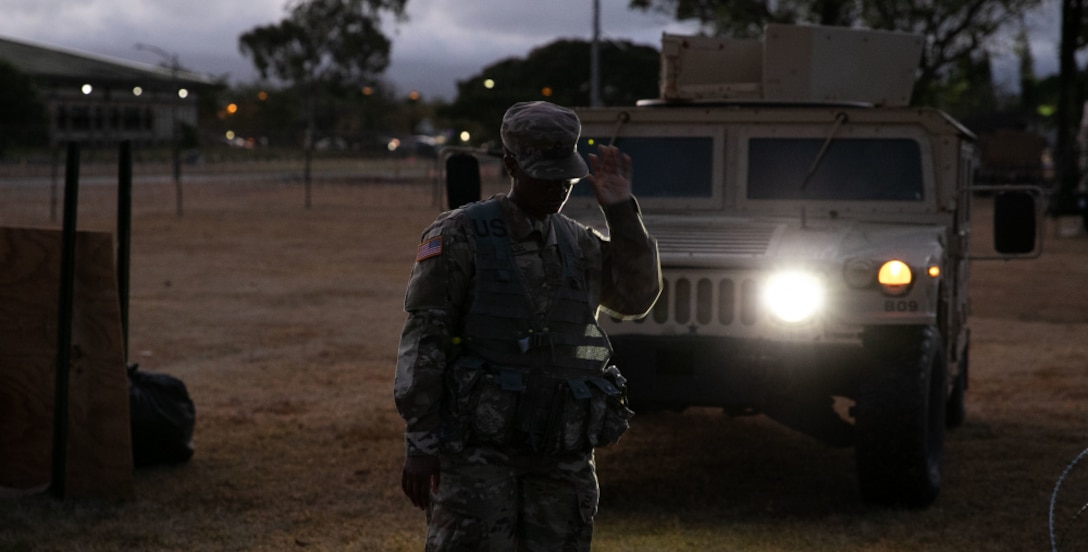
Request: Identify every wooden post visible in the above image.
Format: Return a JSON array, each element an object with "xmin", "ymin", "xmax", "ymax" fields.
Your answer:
[
  {"xmin": 50, "ymin": 142, "xmax": 80, "ymax": 499},
  {"xmin": 117, "ymin": 141, "xmax": 132, "ymax": 362}
]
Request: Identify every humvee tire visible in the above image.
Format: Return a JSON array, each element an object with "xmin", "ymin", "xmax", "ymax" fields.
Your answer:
[{"xmin": 855, "ymin": 325, "xmax": 947, "ymax": 508}]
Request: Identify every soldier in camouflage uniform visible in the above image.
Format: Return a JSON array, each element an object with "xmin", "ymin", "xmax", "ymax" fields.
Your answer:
[{"xmin": 394, "ymin": 100, "xmax": 661, "ymax": 551}]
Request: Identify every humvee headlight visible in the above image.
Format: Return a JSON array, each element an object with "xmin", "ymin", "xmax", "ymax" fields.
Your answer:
[
  {"xmin": 878, "ymin": 260, "xmax": 912, "ymax": 295},
  {"xmin": 763, "ymin": 271, "xmax": 824, "ymax": 323}
]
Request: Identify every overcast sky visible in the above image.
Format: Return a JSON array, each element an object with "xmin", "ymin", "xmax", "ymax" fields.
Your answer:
[{"xmin": 0, "ymin": 0, "xmax": 1064, "ymax": 102}]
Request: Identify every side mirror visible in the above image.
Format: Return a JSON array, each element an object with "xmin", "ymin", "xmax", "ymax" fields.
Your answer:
[
  {"xmin": 993, "ymin": 190, "xmax": 1038, "ymax": 254},
  {"xmin": 445, "ymin": 153, "xmax": 481, "ymax": 210}
]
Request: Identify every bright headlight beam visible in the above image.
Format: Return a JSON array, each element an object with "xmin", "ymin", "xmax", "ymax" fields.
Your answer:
[{"xmin": 763, "ymin": 271, "xmax": 824, "ymax": 323}]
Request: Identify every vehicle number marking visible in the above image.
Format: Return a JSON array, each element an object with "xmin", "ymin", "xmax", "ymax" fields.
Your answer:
[{"xmin": 884, "ymin": 300, "xmax": 919, "ymax": 312}]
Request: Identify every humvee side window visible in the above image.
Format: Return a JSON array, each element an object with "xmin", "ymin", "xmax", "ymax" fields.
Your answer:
[
  {"xmin": 576, "ymin": 137, "xmax": 713, "ymax": 198},
  {"xmin": 748, "ymin": 138, "xmax": 924, "ymax": 201}
]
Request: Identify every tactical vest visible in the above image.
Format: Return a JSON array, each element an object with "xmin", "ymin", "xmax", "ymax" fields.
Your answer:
[
  {"xmin": 442, "ymin": 200, "xmax": 628, "ymax": 455},
  {"xmin": 460, "ymin": 200, "xmax": 612, "ymax": 373}
]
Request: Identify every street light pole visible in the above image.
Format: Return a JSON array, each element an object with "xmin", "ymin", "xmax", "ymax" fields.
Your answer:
[
  {"xmin": 135, "ymin": 42, "xmax": 183, "ymax": 216},
  {"xmin": 591, "ymin": 0, "xmax": 601, "ymax": 107}
]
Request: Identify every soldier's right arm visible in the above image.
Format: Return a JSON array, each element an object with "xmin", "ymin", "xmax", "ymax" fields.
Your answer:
[{"xmin": 393, "ymin": 213, "xmax": 475, "ymax": 457}]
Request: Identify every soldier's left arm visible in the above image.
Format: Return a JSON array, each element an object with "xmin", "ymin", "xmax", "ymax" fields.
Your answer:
[
  {"xmin": 597, "ymin": 198, "xmax": 661, "ymax": 319},
  {"xmin": 585, "ymin": 145, "xmax": 662, "ymax": 318}
]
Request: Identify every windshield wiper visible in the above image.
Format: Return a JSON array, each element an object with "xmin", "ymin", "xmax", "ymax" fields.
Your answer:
[
  {"xmin": 608, "ymin": 111, "xmax": 630, "ymax": 147},
  {"xmin": 801, "ymin": 111, "xmax": 849, "ymax": 191}
]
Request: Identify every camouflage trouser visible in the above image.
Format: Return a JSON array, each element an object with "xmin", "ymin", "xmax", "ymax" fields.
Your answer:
[{"xmin": 425, "ymin": 449, "xmax": 598, "ymax": 551}]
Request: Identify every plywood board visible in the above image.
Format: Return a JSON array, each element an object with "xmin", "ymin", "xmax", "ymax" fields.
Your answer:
[{"xmin": 0, "ymin": 226, "xmax": 134, "ymax": 500}]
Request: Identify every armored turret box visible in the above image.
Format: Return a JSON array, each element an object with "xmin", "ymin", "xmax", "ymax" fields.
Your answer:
[{"xmin": 658, "ymin": 24, "xmax": 922, "ymax": 105}]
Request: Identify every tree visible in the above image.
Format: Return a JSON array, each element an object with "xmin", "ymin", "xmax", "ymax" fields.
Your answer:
[
  {"xmin": 930, "ymin": 52, "xmax": 999, "ymax": 121},
  {"xmin": 860, "ymin": 0, "xmax": 1042, "ymax": 105},
  {"xmin": 629, "ymin": 0, "xmax": 1042, "ymax": 107},
  {"xmin": 1055, "ymin": 0, "xmax": 1085, "ymax": 199},
  {"xmin": 0, "ymin": 58, "xmax": 49, "ymax": 156},
  {"xmin": 442, "ymin": 39, "xmax": 660, "ymax": 146},
  {"xmin": 1014, "ymin": 17, "xmax": 1038, "ymax": 114},
  {"xmin": 238, "ymin": 0, "xmax": 407, "ymax": 206},
  {"xmin": 239, "ymin": 0, "xmax": 405, "ymax": 88}
]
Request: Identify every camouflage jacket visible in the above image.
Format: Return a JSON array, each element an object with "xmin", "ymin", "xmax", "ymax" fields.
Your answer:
[{"xmin": 394, "ymin": 194, "xmax": 661, "ymax": 456}]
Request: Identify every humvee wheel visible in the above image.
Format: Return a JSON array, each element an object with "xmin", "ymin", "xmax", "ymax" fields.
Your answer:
[{"xmin": 855, "ymin": 325, "xmax": 947, "ymax": 508}]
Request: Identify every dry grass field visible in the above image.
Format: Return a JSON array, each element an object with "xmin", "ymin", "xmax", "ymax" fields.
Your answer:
[{"xmin": 1, "ymin": 158, "xmax": 1087, "ymax": 551}]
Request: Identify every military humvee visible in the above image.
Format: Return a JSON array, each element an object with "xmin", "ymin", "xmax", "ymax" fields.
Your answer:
[{"xmin": 561, "ymin": 25, "xmax": 1043, "ymax": 508}]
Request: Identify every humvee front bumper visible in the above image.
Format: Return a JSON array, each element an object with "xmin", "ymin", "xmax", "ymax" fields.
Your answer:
[{"xmin": 610, "ymin": 333, "xmax": 870, "ymax": 411}]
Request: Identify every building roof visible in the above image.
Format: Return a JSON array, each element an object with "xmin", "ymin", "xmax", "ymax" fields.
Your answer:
[{"xmin": 0, "ymin": 35, "xmax": 218, "ymax": 89}]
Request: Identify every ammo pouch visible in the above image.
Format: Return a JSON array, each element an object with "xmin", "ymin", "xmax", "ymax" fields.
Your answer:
[
  {"xmin": 445, "ymin": 356, "xmax": 634, "ymax": 454},
  {"xmin": 550, "ymin": 367, "xmax": 635, "ymax": 453}
]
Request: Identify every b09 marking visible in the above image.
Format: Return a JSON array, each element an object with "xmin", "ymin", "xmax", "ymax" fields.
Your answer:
[{"xmin": 884, "ymin": 300, "xmax": 919, "ymax": 312}]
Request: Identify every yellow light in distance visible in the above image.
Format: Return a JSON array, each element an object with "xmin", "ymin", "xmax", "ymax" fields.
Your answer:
[
  {"xmin": 226, "ymin": 103, "xmax": 238, "ymax": 114},
  {"xmin": 927, "ymin": 265, "xmax": 940, "ymax": 278},
  {"xmin": 878, "ymin": 260, "xmax": 912, "ymax": 286}
]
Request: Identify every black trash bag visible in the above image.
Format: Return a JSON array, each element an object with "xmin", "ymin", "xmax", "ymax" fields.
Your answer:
[{"xmin": 127, "ymin": 364, "xmax": 195, "ymax": 468}]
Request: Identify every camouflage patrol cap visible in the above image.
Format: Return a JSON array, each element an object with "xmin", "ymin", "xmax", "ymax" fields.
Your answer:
[{"xmin": 501, "ymin": 101, "xmax": 589, "ymax": 180}]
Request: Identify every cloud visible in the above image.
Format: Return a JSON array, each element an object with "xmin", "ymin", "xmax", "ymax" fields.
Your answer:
[
  {"xmin": 391, "ymin": 0, "xmax": 694, "ymax": 60},
  {"xmin": 381, "ymin": 0, "xmax": 700, "ymax": 98}
]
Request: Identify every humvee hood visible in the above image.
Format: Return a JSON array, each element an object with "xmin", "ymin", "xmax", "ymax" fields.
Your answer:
[{"xmin": 644, "ymin": 216, "xmax": 943, "ymax": 267}]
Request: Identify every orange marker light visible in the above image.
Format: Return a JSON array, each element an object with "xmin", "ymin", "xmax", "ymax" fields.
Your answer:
[{"xmin": 878, "ymin": 260, "xmax": 912, "ymax": 286}]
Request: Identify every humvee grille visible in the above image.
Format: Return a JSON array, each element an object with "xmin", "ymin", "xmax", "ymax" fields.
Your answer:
[
  {"xmin": 651, "ymin": 222, "xmax": 778, "ymax": 257},
  {"xmin": 608, "ymin": 271, "xmax": 857, "ymax": 343},
  {"xmin": 629, "ymin": 275, "xmax": 761, "ymax": 328}
]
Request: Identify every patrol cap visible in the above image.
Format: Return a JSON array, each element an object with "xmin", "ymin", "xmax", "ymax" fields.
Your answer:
[{"xmin": 501, "ymin": 101, "xmax": 589, "ymax": 180}]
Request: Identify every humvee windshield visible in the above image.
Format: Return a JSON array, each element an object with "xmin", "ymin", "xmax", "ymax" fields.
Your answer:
[
  {"xmin": 575, "ymin": 136, "xmax": 924, "ymax": 202},
  {"xmin": 748, "ymin": 138, "xmax": 923, "ymax": 201},
  {"xmin": 575, "ymin": 137, "xmax": 714, "ymax": 198}
]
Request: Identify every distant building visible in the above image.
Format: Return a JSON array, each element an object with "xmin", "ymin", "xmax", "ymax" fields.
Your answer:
[{"xmin": 0, "ymin": 35, "xmax": 218, "ymax": 147}]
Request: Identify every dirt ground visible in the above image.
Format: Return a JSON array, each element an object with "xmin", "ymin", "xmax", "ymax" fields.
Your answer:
[{"xmin": 1, "ymin": 161, "xmax": 1087, "ymax": 551}]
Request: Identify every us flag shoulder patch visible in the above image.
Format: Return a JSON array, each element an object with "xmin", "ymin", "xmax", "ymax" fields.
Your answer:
[{"xmin": 416, "ymin": 236, "xmax": 443, "ymax": 262}]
